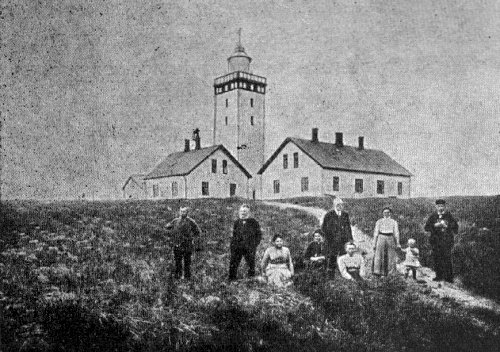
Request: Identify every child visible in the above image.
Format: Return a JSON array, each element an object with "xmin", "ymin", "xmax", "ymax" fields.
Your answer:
[
  {"xmin": 304, "ymin": 230, "xmax": 326, "ymax": 269},
  {"xmin": 403, "ymin": 238, "xmax": 420, "ymax": 280}
]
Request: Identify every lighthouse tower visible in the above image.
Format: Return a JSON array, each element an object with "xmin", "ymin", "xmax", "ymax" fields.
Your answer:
[{"xmin": 213, "ymin": 31, "xmax": 266, "ymax": 175}]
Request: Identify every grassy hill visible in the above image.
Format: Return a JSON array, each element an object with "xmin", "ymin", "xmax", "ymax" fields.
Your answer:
[
  {"xmin": 284, "ymin": 195, "xmax": 500, "ymax": 300},
  {"xmin": 1, "ymin": 198, "xmax": 499, "ymax": 351}
]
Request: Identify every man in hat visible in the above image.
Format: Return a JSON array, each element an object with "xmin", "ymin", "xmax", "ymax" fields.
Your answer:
[
  {"xmin": 321, "ymin": 197, "xmax": 353, "ymax": 278},
  {"xmin": 166, "ymin": 206, "xmax": 201, "ymax": 280},
  {"xmin": 424, "ymin": 199, "xmax": 458, "ymax": 283}
]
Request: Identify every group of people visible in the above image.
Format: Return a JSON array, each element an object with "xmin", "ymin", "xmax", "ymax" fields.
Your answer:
[{"xmin": 166, "ymin": 198, "xmax": 459, "ymax": 287}]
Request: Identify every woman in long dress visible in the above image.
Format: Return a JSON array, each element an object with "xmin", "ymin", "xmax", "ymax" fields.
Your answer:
[
  {"xmin": 261, "ymin": 234, "xmax": 294, "ymax": 287},
  {"xmin": 372, "ymin": 207, "xmax": 401, "ymax": 276}
]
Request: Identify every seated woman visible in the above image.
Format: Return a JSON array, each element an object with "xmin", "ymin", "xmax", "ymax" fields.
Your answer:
[
  {"xmin": 337, "ymin": 242, "xmax": 366, "ymax": 282},
  {"xmin": 304, "ymin": 230, "xmax": 326, "ymax": 269},
  {"xmin": 261, "ymin": 234, "xmax": 294, "ymax": 287}
]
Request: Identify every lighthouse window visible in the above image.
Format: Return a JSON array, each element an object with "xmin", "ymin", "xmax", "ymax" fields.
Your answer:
[
  {"xmin": 250, "ymin": 98, "xmax": 254, "ymax": 107},
  {"xmin": 250, "ymin": 84, "xmax": 254, "ymax": 90},
  {"xmin": 225, "ymin": 99, "xmax": 228, "ymax": 108},
  {"xmin": 250, "ymin": 116, "xmax": 254, "ymax": 125},
  {"xmin": 225, "ymin": 116, "xmax": 228, "ymax": 125}
]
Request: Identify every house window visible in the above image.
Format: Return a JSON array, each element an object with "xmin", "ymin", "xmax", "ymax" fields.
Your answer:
[
  {"xmin": 152, "ymin": 184, "xmax": 159, "ymax": 198},
  {"xmin": 301, "ymin": 177, "xmax": 309, "ymax": 192},
  {"xmin": 225, "ymin": 99, "xmax": 228, "ymax": 107},
  {"xmin": 273, "ymin": 180, "xmax": 280, "ymax": 194},
  {"xmin": 398, "ymin": 182, "xmax": 403, "ymax": 195},
  {"xmin": 202, "ymin": 182, "xmax": 209, "ymax": 196},
  {"xmin": 211, "ymin": 159, "xmax": 217, "ymax": 173},
  {"xmin": 377, "ymin": 180, "xmax": 385, "ymax": 194},
  {"xmin": 250, "ymin": 98, "xmax": 254, "ymax": 107},
  {"xmin": 293, "ymin": 152, "xmax": 299, "ymax": 168},
  {"xmin": 230, "ymin": 183, "xmax": 236, "ymax": 197},
  {"xmin": 333, "ymin": 176, "xmax": 340, "ymax": 191},
  {"xmin": 171, "ymin": 182, "xmax": 178, "ymax": 197},
  {"xmin": 250, "ymin": 116, "xmax": 254, "ymax": 125},
  {"xmin": 283, "ymin": 154, "xmax": 288, "ymax": 169},
  {"xmin": 355, "ymin": 179, "xmax": 363, "ymax": 193},
  {"xmin": 225, "ymin": 116, "xmax": 228, "ymax": 125},
  {"xmin": 222, "ymin": 160, "xmax": 228, "ymax": 174}
]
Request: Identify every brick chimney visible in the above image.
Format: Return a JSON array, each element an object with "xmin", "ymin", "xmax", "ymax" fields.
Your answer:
[
  {"xmin": 192, "ymin": 128, "xmax": 201, "ymax": 150},
  {"xmin": 184, "ymin": 139, "xmax": 190, "ymax": 152},
  {"xmin": 358, "ymin": 136, "xmax": 364, "ymax": 150},
  {"xmin": 335, "ymin": 132, "xmax": 344, "ymax": 147},
  {"xmin": 311, "ymin": 128, "xmax": 318, "ymax": 142}
]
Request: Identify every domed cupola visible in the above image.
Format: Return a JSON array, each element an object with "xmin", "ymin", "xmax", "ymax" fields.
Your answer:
[{"xmin": 227, "ymin": 29, "xmax": 252, "ymax": 72}]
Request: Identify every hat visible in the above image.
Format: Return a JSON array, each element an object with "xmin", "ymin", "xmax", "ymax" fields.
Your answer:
[
  {"xmin": 333, "ymin": 197, "xmax": 344, "ymax": 206},
  {"xmin": 435, "ymin": 199, "xmax": 446, "ymax": 205}
]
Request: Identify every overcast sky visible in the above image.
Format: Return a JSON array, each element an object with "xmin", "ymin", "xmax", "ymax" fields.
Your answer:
[{"xmin": 2, "ymin": 0, "xmax": 499, "ymax": 199}]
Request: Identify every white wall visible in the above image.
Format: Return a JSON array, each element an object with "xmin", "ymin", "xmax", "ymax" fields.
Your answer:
[
  {"xmin": 187, "ymin": 149, "xmax": 249, "ymax": 198},
  {"xmin": 145, "ymin": 149, "xmax": 250, "ymax": 199},
  {"xmin": 145, "ymin": 175, "xmax": 186, "ymax": 199},
  {"xmin": 123, "ymin": 180, "xmax": 146, "ymax": 199},
  {"xmin": 260, "ymin": 142, "xmax": 323, "ymax": 199},
  {"xmin": 322, "ymin": 169, "xmax": 411, "ymax": 199},
  {"xmin": 259, "ymin": 141, "xmax": 412, "ymax": 199}
]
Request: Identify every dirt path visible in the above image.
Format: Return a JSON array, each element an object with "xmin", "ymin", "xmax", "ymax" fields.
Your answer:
[{"xmin": 263, "ymin": 201, "xmax": 500, "ymax": 314}]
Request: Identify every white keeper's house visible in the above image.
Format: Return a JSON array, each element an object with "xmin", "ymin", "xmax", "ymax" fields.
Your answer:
[
  {"xmin": 122, "ymin": 174, "xmax": 147, "ymax": 199},
  {"xmin": 123, "ymin": 34, "xmax": 414, "ymax": 200},
  {"xmin": 142, "ymin": 134, "xmax": 252, "ymax": 199},
  {"xmin": 257, "ymin": 128, "xmax": 412, "ymax": 200}
]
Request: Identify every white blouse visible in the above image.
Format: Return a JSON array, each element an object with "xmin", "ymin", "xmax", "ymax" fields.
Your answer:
[{"xmin": 373, "ymin": 217, "xmax": 400, "ymax": 237}]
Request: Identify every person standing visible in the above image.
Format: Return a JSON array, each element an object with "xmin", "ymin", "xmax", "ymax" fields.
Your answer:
[
  {"xmin": 228, "ymin": 204, "xmax": 263, "ymax": 281},
  {"xmin": 424, "ymin": 199, "xmax": 458, "ymax": 283},
  {"xmin": 403, "ymin": 238, "xmax": 421, "ymax": 280},
  {"xmin": 166, "ymin": 206, "xmax": 201, "ymax": 280},
  {"xmin": 372, "ymin": 207, "xmax": 401, "ymax": 276},
  {"xmin": 321, "ymin": 197, "xmax": 353, "ymax": 278}
]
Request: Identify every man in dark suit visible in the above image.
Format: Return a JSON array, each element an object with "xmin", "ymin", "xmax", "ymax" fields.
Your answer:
[
  {"xmin": 321, "ymin": 197, "xmax": 353, "ymax": 278},
  {"xmin": 166, "ymin": 206, "xmax": 201, "ymax": 280},
  {"xmin": 228, "ymin": 204, "xmax": 263, "ymax": 281},
  {"xmin": 424, "ymin": 199, "xmax": 458, "ymax": 283}
]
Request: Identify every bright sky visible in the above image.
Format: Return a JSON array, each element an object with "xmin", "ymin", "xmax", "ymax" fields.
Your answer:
[{"xmin": 2, "ymin": 0, "xmax": 500, "ymax": 199}]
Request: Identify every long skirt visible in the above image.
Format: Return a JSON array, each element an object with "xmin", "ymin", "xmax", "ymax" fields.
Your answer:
[
  {"xmin": 266, "ymin": 263, "xmax": 292, "ymax": 287},
  {"xmin": 372, "ymin": 235, "xmax": 397, "ymax": 276}
]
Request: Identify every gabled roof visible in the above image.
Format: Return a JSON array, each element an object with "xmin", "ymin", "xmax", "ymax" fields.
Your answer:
[
  {"xmin": 144, "ymin": 145, "xmax": 252, "ymax": 180},
  {"xmin": 257, "ymin": 137, "xmax": 412, "ymax": 177},
  {"xmin": 122, "ymin": 174, "xmax": 147, "ymax": 190}
]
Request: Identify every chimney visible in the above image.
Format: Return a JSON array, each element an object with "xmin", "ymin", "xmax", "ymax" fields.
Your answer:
[
  {"xmin": 184, "ymin": 139, "xmax": 190, "ymax": 152},
  {"xmin": 311, "ymin": 128, "xmax": 318, "ymax": 142},
  {"xmin": 335, "ymin": 132, "xmax": 344, "ymax": 147},
  {"xmin": 358, "ymin": 136, "xmax": 364, "ymax": 150},
  {"xmin": 192, "ymin": 128, "xmax": 201, "ymax": 150}
]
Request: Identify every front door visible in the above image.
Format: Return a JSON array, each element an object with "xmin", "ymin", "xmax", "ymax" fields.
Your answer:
[{"xmin": 229, "ymin": 183, "xmax": 236, "ymax": 197}]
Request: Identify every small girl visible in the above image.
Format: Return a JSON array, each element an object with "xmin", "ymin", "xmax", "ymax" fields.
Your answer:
[{"xmin": 403, "ymin": 238, "xmax": 420, "ymax": 280}]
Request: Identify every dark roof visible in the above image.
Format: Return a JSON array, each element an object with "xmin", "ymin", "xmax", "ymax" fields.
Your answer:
[
  {"xmin": 122, "ymin": 174, "xmax": 147, "ymax": 190},
  {"xmin": 145, "ymin": 145, "xmax": 252, "ymax": 180},
  {"xmin": 257, "ymin": 137, "xmax": 412, "ymax": 177}
]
